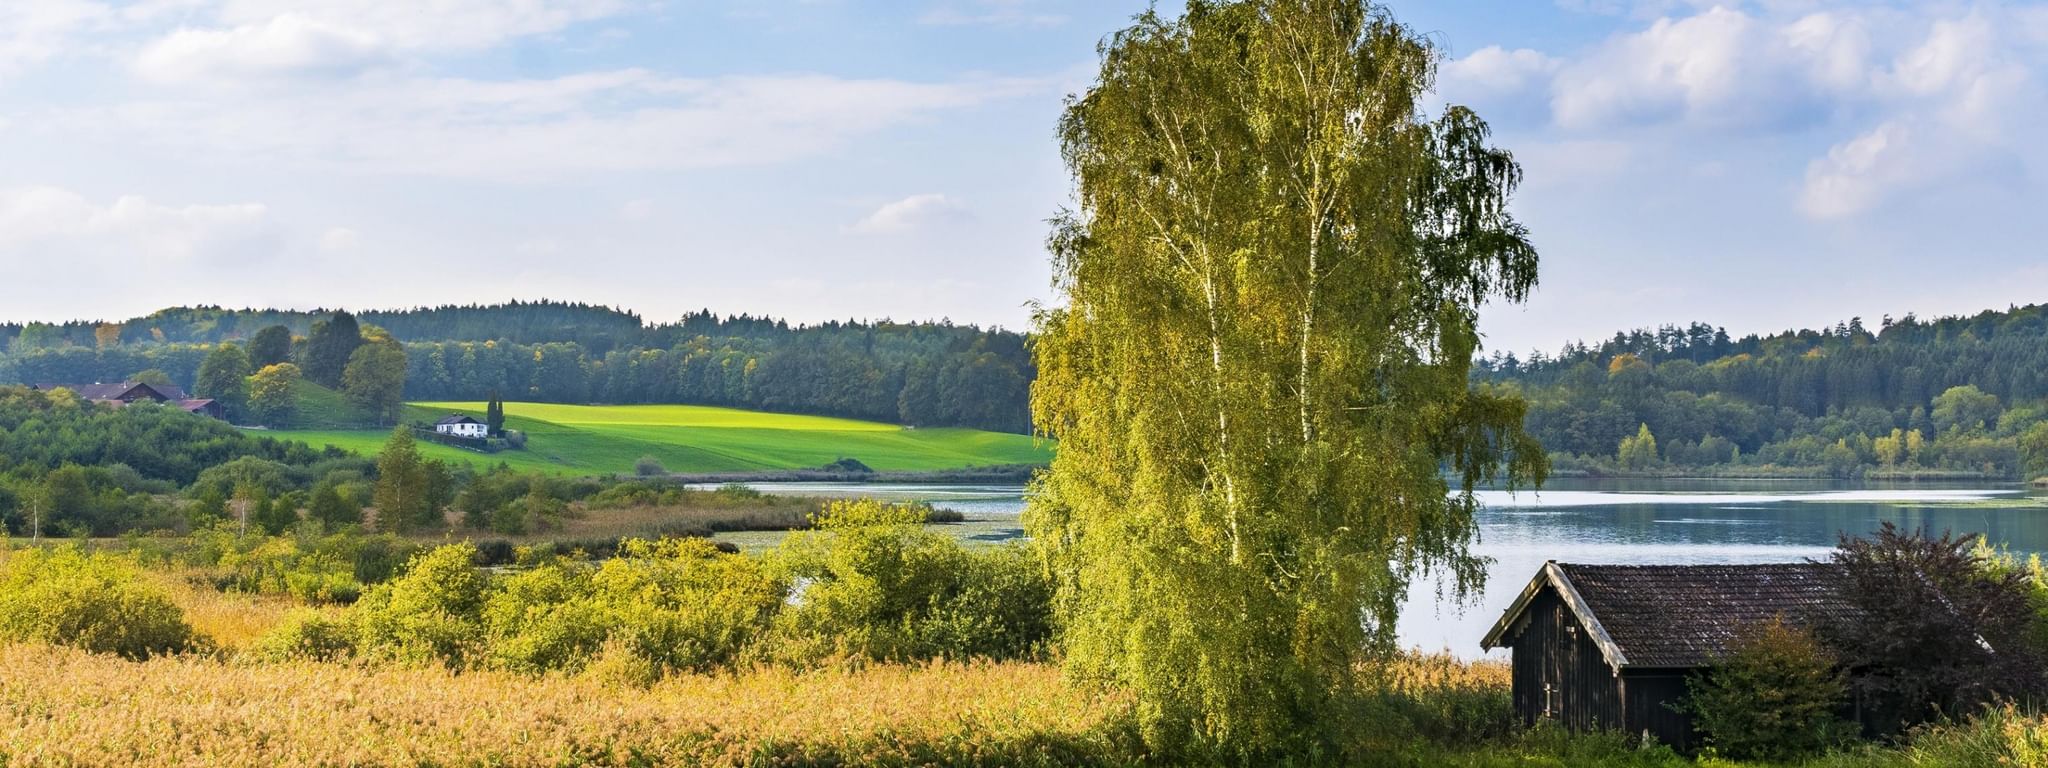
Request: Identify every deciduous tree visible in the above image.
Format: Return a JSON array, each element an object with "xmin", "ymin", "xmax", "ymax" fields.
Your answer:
[
  {"xmin": 247, "ymin": 363, "xmax": 302, "ymax": 427},
  {"xmin": 249, "ymin": 325, "xmax": 293, "ymax": 369},
  {"xmin": 1027, "ymin": 1, "xmax": 1544, "ymax": 758},
  {"xmin": 304, "ymin": 312, "xmax": 362, "ymax": 387},
  {"xmin": 373, "ymin": 428, "xmax": 428, "ymax": 533},
  {"xmin": 344, "ymin": 343, "xmax": 407, "ymax": 425},
  {"xmin": 195, "ymin": 343, "xmax": 251, "ymax": 420}
]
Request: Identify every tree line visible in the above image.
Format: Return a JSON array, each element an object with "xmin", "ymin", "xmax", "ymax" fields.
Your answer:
[
  {"xmin": 1476, "ymin": 304, "xmax": 2048, "ymax": 478},
  {"xmin": 0, "ymin": 302, "xmax": 1033, "ymax": 432}
]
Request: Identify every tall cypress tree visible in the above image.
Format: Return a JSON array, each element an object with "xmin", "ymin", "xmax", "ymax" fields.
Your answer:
[{"xmin": 486, "ymin": 391, "xmax": 505, "ymax": 436}]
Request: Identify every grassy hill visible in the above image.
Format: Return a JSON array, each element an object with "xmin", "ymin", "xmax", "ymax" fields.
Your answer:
[
  {"xmin": 278, "ymin": 380, "xmax": 379, "ymax": 429},
  {"xmin": 269, "ymin": 401, "xmax": 1052, "ymax": 475}
]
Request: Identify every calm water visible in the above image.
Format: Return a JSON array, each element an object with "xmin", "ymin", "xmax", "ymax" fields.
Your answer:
[{"xmin": 718, "ymin": 478, "xmax": 2048, "ymax": 658}]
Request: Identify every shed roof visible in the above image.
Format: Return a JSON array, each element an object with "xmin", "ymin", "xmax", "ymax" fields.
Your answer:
[{"xmin": 1481, "ymin": 561, "xmax": 1856, "ymax": 670}]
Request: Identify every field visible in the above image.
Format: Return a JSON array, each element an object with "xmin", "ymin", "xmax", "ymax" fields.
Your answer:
[{"xmin": 269, "ymin": 401, "xmax": 1052, "ymax": 475}]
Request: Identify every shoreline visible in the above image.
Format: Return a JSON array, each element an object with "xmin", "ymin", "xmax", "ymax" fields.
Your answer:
[{"xmin": 664, "ymin": 464, "xmax": 1044, "ymax": 485}]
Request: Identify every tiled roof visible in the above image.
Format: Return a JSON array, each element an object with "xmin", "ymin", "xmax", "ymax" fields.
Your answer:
[
  {"xmin": 436, "ymin": 415, "xmax": 481, "ymax": 425},
  {"xmin": 1484, "ymin": 562, "xmax": 1857, "ymax": 669}
]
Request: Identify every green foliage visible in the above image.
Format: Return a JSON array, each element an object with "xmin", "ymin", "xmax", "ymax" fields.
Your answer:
[
  {"xmin": 1932, "ymin": 384, "xmax": 2001, "ymax": 435},
  {"xmin": 248, "ymin": 324, "xmax": 293, "ymax": 369},
  {"xmin": 195, "ymin": 342, "xmax": 252, "ymax": 419},
  {"xmin": 0, "ymin": 546, "xmax": 193, "ymax": 659},
  {"xmin": 1482, "ymin": 305, "xmax": 2048, "ymax": 478},
  {"xmin": 206, "ymin": 533, "xmax": 362, "ymax": 604},
  {"xmin": 304, "ymin": 312, "xmax": 363, "ymax": 388},
  {"xmin": 1681, "ymin": 618, "xmax": 1849, "ymax": 761},
  {"xmin": 2021, "ymin": 421, "xmax": 2048, "ymax": 479},
  {"xmin": 350, "ymin": 542, "xmax": 490, "ymax": 666},
  {"xmin": 372, "ymin": 428, "xmax": 435, "ymax": 532},
  {"xmin": 307, "ymin": 480, "xmax": 361, "ymax": 529},
  {"xmin": 1030, "ymin": 0, "xmax": 1542, "ymax": 759},
  {"xmin": 246, "ymin": 609, "xmax": 354, "ymax": 663},
  {"xmin": 633, "ymin": 454, "xmax": 665, "ymax": 476},
  {"xmin": 342, "ymin": 341, "xmax": 407, "ymax": 425},
  {"xmin": 770, "ymin": 499, "xmax": 1052, "ymax": 664},
  {"xmin": 1618, "ymin": 423, "xmax": 1658, "ymax": 469},
  {"xmin": 246, "ymin": 362, "xmax": 301, "ymax": 427}
]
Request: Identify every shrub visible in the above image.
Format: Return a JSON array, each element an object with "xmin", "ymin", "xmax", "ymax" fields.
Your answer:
[
  {"xmin": 633, "ymin": 455, "xmax": 667, "ymax": 476},
  {"xmin": 246, "ymin": 610, "xmax": 354, "ymax": 663},
  {"xmin": 1681, "ymin": 617, "xmax": 1849, "ymax": 761},
  {"xmin": 590, "ymin": 538, "xmax": 783, "ymax": 674},
  {"xmin": 351, "ymin": 543, "xmax": 490, "ymax": 666},
  {"xmin": 1821, "ymin": 523, "xmax": 2046, "ymax": 734},
  {"xmin": 483, "ymin": 538, "xmax": 782, "ymax": 676},
  {"xmin": 0, "ymin": 546, "xmax": 194, "ymax": 659},
  {"xmin": 210, "ymin": 536, "xmax": 362, "ymax": 604},
  {"xmin": 767, "ymin": 499, "xmax": 1052, "ymax": 663}
]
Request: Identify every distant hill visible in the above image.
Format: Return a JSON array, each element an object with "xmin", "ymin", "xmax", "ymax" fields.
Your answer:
[
  {"xmin": 0, "ymin": 300, "xmax": 1034, "ymax": 434},
  {"xmin": 1477, "ymin": 303, "xmax": 2048, "ymax": 478}
]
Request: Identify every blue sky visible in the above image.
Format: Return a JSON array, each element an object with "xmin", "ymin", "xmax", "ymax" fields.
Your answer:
[{"xmin": 0, "ymin": 1, "xmax": 2043, "ymax": 356}]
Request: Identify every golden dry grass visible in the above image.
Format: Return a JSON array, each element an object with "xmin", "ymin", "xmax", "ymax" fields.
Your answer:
[
  {"xmin": 145, "ymin": 568, "xmax": 333, "ymax": 651},
  {"xmin": 0, "ymin": 644, "xmax": 1131, "ymax": 767}
]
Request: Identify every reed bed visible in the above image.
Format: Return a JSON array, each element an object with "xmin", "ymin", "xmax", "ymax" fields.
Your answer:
[{"xmin": 0, "ymin": 644, "xmax": 1131, "ymax": 767}]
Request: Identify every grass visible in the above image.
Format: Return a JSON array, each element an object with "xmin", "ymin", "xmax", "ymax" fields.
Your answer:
[
  {"xmin": 0, "ymin": 644, "xmax": 1130, "ymax": 767},
  {"xmin": 276, "ymin": 379, "xmax": 378, "ymax": 429},
  {"xmin": 270, "ymin": 401, "xmax": 1053, "ymax": 476}
]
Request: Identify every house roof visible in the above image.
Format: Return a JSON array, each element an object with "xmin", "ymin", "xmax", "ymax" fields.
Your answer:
[
  {"xmin": 176, "ymin": 399, "xmax": 217, "ymax": 412},
  {"xmin": 1481, "ymin": 561, "xmax": 1857, "ymax": 670},
  {"xmin": 436, "ymin": 415, "xmax": 483, "ymax": 426},
  {"xmin": 40, "ymin": 382, "xmax": 169, "ymax": 402}
]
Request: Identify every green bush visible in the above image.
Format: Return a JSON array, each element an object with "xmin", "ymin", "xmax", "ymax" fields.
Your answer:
[
  {"xmin": 485, "ymin": 538, "xmax": 781, "ymax": 676},
  {"xmin": 0, "ymin": 546, "xmax": 194, "ymax": 659},
  {"xmin": 1681, "ymin": 617, "xmax": 1849, "ymax": 761},
  {"xmin": 210, "ymin": 536, "xmax": 362, "ymax": 604},
  {"xmin": 767, "ymin": 499, "xmax": 1052, "ymax": 663},
  {"xmin": 350, "ymin": 543, "xmax": 490, "ymax": 666},
  {"xmin": 246, "ymin": 609, "xmax": 355, "ymax": 662}
]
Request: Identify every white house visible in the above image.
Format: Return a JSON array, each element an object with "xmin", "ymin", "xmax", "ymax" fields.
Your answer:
[{"xmin": 434, "ymin": 415, "xmax": 488, "ymax": 438}]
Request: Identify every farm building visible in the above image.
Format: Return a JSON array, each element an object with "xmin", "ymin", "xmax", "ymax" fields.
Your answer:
[
  {"xmin": 434, "ymin": 414, "xmax": 488, "ymax": 438},
  {"xmin": 31, "ymin": 381, "xmax": 223, "ymax": 421},
  {"xmin": 1480, "ymin": 561, "xmax": 1856, "ymax": 751}
]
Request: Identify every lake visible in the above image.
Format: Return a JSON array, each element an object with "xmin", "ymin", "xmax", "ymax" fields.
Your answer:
[{"xmin": 712, "ymin": 478, "xmax": 2048, "ymax": 657}]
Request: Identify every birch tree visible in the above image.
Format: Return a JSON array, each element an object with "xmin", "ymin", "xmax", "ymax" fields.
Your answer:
[{"xmin": 1028, "ymin": 1, "xmax": 1546, "ymax": 758}]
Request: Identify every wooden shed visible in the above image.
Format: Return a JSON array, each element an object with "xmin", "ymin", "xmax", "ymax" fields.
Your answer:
[{"xmin": 1480, "ymin": 561, "xmax": 1855, "ymax": 751}]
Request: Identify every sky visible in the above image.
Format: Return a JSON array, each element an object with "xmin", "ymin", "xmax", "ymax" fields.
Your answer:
[{"xmin": 0, "ymin": 1, "xmax": 2042, "ymax": 356}]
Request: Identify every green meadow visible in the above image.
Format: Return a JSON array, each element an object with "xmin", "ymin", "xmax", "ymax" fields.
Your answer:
[{"xmin": 270, "ymin": 401, "xmax": 1052, "ymax": 475}]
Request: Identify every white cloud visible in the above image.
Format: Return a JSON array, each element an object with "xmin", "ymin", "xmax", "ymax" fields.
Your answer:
[
  {"xmin": 319, "ymin": 226, "xmax": 359, "ymax": 252},
  {"xmin": 1442, "ymin": 46, "xmax": 1558, "ymax": 96},
  {"xmin": 919, "ymin": 1, "xmax": 1065, "ymax": 28},
  {"xmin": 211, "ymin": 0, "xmax": 629, "ymax": 51},
  {"xmin": 852, "ymin": 194, "xmax": 969, "ymax": 234},
  {"xmin": 49, "ymin": 71, "xmax": 1045, "ymax": 178},
  {"xmin": 136, "ymin": 14, "xmax": 388, "ymax": 83},
  {"xmin": 129, "ymin": 0, "xmax": 633, "ymax": 85},
  {"xmin": 0, "ymin": 187, "xmax": 276, "ymax": 320},
  {"xmin": 1526, "ymin": 4, "xmax": 2048, "ymax": 220},
  {"xmin": 0, "ymin": 1, "xmax": 109, "ymax": 80},
  {"xmin": 0, "ymin": 186, "xmax": 268, "ymax": 257},
  {"xmin": 1551, "ymin": 7, "xmax": 1780, "ymax": 130}
]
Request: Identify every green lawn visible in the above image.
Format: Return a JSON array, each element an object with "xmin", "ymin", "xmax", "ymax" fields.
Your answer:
[{"xmin": 269, "ymin": 401, "xmax": 1052, "ymax": 475}]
